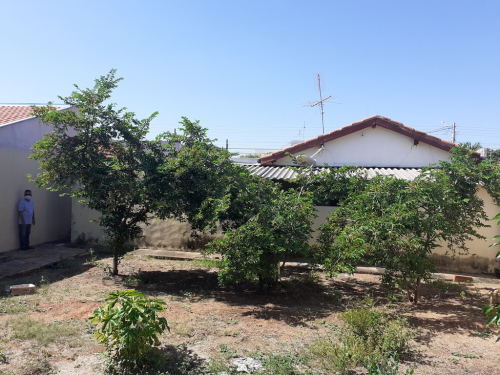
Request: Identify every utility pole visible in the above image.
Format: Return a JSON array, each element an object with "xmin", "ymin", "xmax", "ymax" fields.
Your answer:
[
  {"xmin": 452, "ymin": 122, "xmax": 456, "ymax": 144},
  {"xmin": 226, "ymin": 139, "xmax": 228, "ymax": 151}
]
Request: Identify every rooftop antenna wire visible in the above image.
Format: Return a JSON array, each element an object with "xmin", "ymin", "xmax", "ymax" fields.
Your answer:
[{"xmin": 302, "ymin": 74, "xmax": 332, "ymax": 134}]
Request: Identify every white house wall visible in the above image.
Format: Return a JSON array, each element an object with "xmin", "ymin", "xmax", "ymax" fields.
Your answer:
[
  {"xmin": 274, "ymin": 126, "xmax": 452, "ymax": 167},
  {"xmin": 0, "ymin": 116, "xmax": 72, "ymax": 253}
]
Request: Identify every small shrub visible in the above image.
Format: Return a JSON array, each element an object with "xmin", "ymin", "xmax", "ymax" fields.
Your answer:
[
  {"xmin": 307, "ymin": 297, "xmax": 415, "ymax": 373},
  {"xmin": 89, "ymin": 289, "xmax": 169, "ymax": 373}
]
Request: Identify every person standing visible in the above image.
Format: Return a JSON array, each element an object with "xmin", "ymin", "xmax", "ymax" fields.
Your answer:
[{"xmin": 18, "ymin": 190, "xmax": 35, "ymax": 250}]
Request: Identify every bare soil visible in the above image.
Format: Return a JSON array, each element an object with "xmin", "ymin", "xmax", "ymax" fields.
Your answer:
[{"xmin": 0, "ymin": 250, "xmax": 499, "ymax": 374}]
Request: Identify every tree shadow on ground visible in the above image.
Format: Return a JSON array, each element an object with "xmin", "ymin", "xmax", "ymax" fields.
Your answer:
[
  {"xmin": 153, "ymin": 345, "xmax": 206, "ymax": 375},
  {"xmin": 125, "ymin": 266, "xmax": 387, "ymax": 328},
  {"xmin": 0, "ymin": 246, "xmax": 113, "ymax": 292},
  {"xmin": 394, "ymin": 284, "xmax": 493, "ymax": 345}
]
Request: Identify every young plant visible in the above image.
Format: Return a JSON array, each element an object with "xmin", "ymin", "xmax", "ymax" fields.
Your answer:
[{"xmin": 89, "ymin": 290, "xmax": 169, "ymax": 369}]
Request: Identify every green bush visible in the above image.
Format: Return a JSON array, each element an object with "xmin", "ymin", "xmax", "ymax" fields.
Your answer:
[
  {"xmin": 308, "ymin": 297, "xmax": 414, "ymax": 373},
  {"xmin": 89, "ymin": 289, "xmax": 169, "ymax": 372}
]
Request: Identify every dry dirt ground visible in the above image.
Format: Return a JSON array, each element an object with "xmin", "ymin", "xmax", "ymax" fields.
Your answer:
[{"xmin": 0, "ymin": 249, "xmax": 499, "ymax": 374}]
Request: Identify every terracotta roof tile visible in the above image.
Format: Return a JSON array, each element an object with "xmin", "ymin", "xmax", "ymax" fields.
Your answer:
[
  {"xmin": 0, "ymin": 105, "xmax": 66, "ymax": 126},
  {"xmin": 260, "ymin": 115, "xmax": 478, "ymax": 165},
  {"xmin": 0, "ymin": 106, "xmax": 36, "ymax": 126}
]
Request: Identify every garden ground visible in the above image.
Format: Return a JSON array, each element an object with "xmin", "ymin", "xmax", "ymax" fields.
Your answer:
[{"xmin": 0, "ymin": 247, "xmax": 499, "ymax": 374}]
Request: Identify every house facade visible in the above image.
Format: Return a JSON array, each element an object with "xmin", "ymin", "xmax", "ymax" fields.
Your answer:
[{"xmin": 0, "ymin": 105, "xmax": 74, "ymax": 253}]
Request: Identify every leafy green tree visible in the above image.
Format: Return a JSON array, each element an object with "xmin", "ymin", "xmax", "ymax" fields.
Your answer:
[
  {"xmin": 31, "ymin": 71, "xmax": 236, "ymax": 275},
  {"xmin": 206, "ymin": 184, "xmax": 315, "ymax": 292},
  {"xmin": 459, "ymin": 141, "xmax": 482, "ymax": 151},
  {"xmin": 31, "ymin": 71, "xmax": 165, "ymax": 275},
  {"xmin": 316, "ymin": 148, "xmax": 492, "ymax": 303}
]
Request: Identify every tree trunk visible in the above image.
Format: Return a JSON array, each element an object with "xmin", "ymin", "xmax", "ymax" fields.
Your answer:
[
  {"xmin": 113, "ymin": 249, "xmax": 119, "ymax": 276},
  {"xmin": 413, "ymin": 278, "xmax": 421, "ymax": 305}
]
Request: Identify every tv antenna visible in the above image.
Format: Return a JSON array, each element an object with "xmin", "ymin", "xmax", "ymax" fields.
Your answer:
[{"xmin": 302, "ymin": 74, "xmax": 332, "ymax": 134}]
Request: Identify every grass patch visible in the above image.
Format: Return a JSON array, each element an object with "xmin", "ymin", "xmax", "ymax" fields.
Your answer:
[
  {"xmin": 0, "ymin": 298, "xmax": 33, "ymax": 315},
  {"xmin": 192, "ymin": 258, "xmax": 223, "ymax": 269},
  {"xmin": 8, "ymin": 315, "xmax": 82, "ymax": 345},
  {"xmin": 307, "ymin": 296, "xmax": 415, "ymax": 373}
]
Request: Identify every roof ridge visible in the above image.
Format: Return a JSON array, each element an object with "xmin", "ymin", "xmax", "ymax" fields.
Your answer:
[{"xmin": 260, "ymin": 116, "xmax": 475, "ymax": 165}]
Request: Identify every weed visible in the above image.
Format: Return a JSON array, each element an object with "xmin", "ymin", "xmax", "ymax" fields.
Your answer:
[
  {"xmin": 262, "ymin": 353, "xmax": 299, "ymax": 375},
  {"xmin": 304, "ymin": 271, "xmax": 322, "ymax": 285},
  {"xmin": 180, "ymin": 290, "xmax": 196, "ymax": 298},
  {"xmin": 224, "ymin": 317, "xmax": 238, "ymax": 325},
  {"xmin": 75, "ymin": 232, "xmax": 87, "ymax": 245},
  {"xmin": 364, "ymin": 355, "xmax": 415, "ymax": 375},
  {"xmin": 220, "ymin": 344, "xmax": 238, "ymax": 358},
  {"xmin": 171, "ymin": 322, "xmax": 194, "ymax": 337},
  {"xmin": 223, "ymin": 330, "xmax": 240, "ymax": 337},
  {"xmin": 101, "ymin": 264, "xmax": 113, "ymax": 279},
  {"xmin": 453, "ymin": 352, "xmax": 482, "ymax": 359},
  {"xmin": 85, "ymin": 248, "xmax": 98, "ymax": 266},
  {"xmin": 37, "ymin": 276, "xmax": 50, "ymax": 295},
  {"xmin": 8, "ymin": 315, "xmax": 82, "ymax": 344},
  {"xmin": 474, "ymin": 330, "xmax": 495, "ymax": 339},
  {"xmin": 307, "ymin": 296, "xmax": 415, "ymax": 373},
  {"xmin": 19, "ymin": 358, "xmax": 56, "ymax": 375},
  {"xmin": 0, "ymin": 348, "xmax": 7, "ymax": 364},
  {"xmin": 207, "ymin": 354, "xmax": 230, "ymax": 374},
  {"xmin": 427, "ymin": 279, "xmax": 463, "ymax": 292},
  {"xmin": 56, "ymin": 256, "xmax": 72, "ymax": 269},
  {"xmin": 125, "ymin": 268, "xmax": 149, "ymax": 285},
  {"xmin": 460, "ymin": 291, "xmax": 467, "ymax": 300}
]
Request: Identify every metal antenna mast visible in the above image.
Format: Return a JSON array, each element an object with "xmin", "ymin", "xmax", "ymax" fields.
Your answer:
[{"xmin": 303, "ymin": 74, "xmax": 331, "ymax": 134}]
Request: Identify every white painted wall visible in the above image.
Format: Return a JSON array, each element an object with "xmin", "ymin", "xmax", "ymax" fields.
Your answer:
[
  {"xmin": 71, "ymin": 200, "xmax": 222, "ymax": 250},
  {"xmin": 274, "ymin": 126, "xmax": 452, "ymax": 167},
  {"xmin": 0, "ymin": 116, "xmax": 73, "ymax": 253}
]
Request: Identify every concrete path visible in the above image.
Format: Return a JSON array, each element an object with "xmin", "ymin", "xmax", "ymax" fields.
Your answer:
[
  {"xmin": 132, "ymin": 248, "xmax": 500, "ymax": 284},
  {"xmin": 0, "ymin": 242, "xmax": 87, "ymax": 281}
]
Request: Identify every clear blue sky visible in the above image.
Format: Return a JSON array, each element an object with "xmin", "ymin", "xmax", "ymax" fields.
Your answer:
[{"xmin": 1, "ymin": 1, "xmax": 499, "ymax": 153}]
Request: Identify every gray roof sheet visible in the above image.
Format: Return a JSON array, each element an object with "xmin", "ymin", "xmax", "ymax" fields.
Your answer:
[{"xmin": 239, "ymin": 164, "xmax": 422, "ymax": 181}]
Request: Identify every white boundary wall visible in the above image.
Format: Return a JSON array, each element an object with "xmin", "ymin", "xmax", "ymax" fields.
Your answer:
[{"xmin": 0, "ymin": 117, "xmax": 72, "ymax": 253}]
